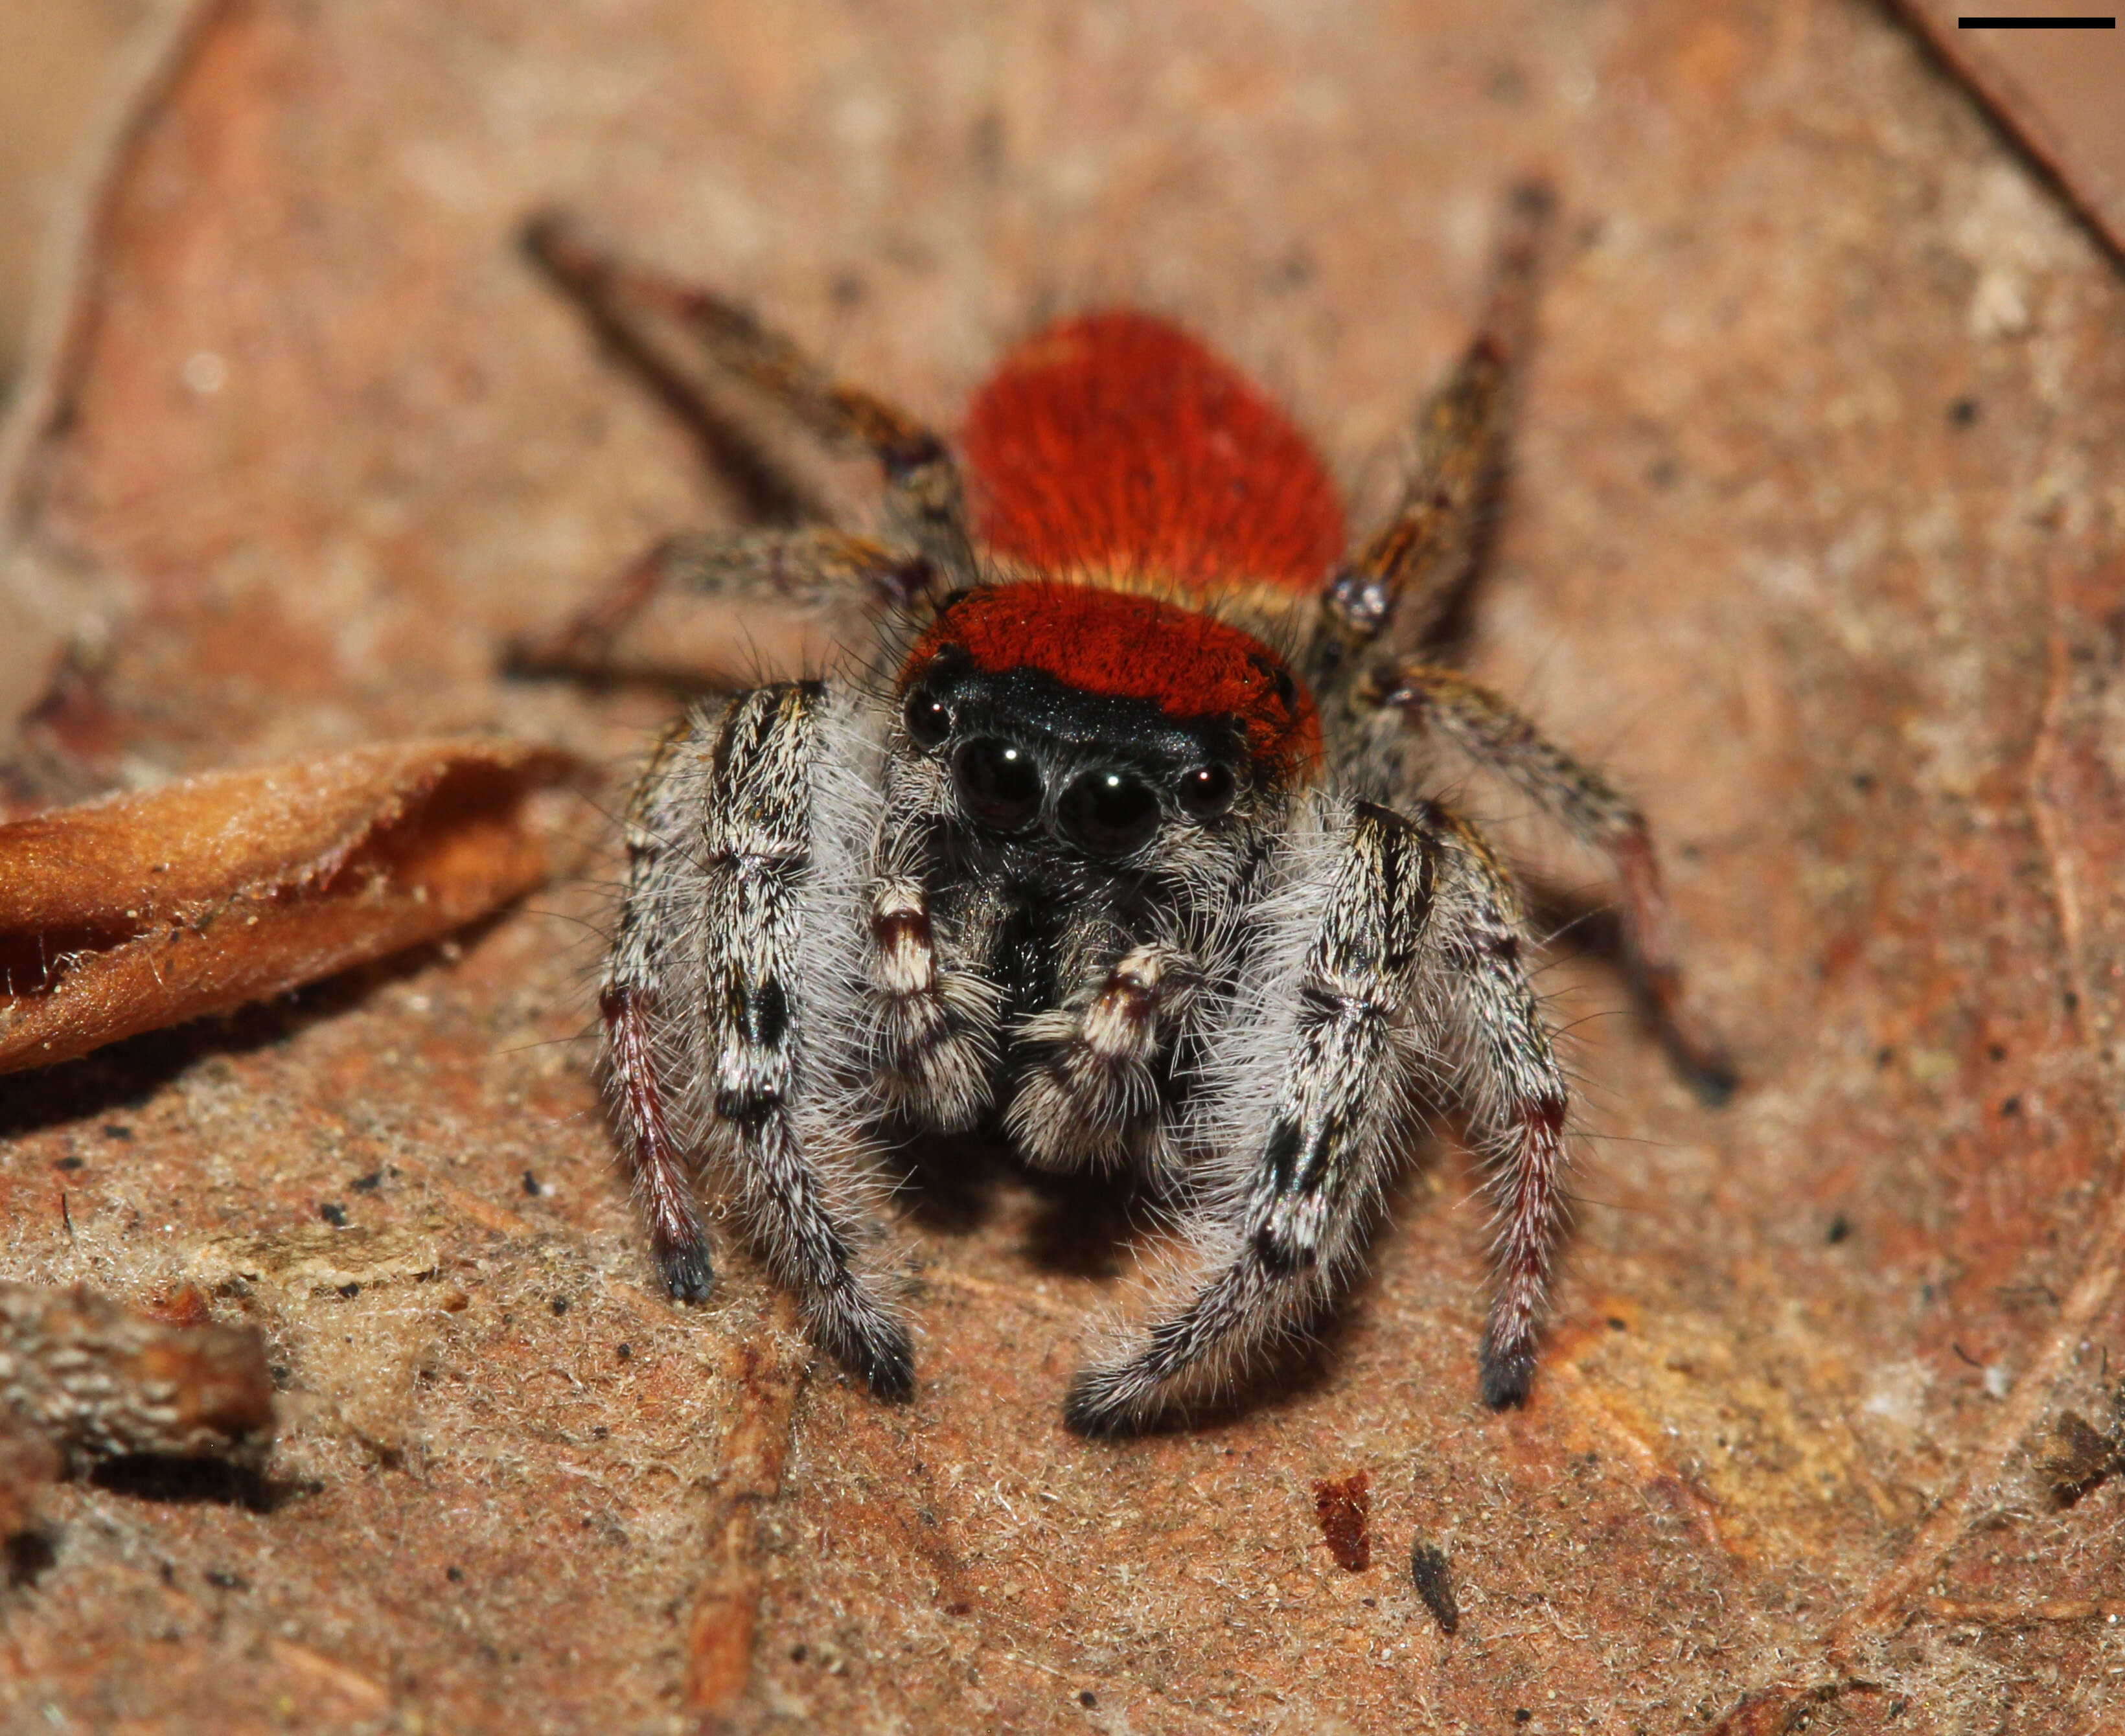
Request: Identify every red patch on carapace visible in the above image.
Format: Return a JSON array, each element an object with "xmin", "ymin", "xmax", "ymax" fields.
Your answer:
[
  {"xmin": 904, "ymin": 583, "xmax": 1320, "ymax": 773},
  {"xmin": 962, "ymin": 312, "xmax": 1346, "ymax": 595}
]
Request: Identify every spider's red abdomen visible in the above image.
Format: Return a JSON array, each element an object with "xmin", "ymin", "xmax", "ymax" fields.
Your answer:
[
  {"xmin": 904, "ymin": 583, "xmax": 1321, "ymax": 774},
  {"xmin": 963, "ymin": 312, "xmax": 1345, "ymax": 597}
]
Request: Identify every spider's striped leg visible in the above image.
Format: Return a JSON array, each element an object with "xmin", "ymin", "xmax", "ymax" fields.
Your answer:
[
  {"xmin": 525, "ymin": 212, "xmax": 978, "ymax": 588},
  {"xmin": 1061, "ymin": 797, "xmax": 1574, "ymax": 1435},
  {"xmin": 1063, "ymin": 803, "xmax": 1439, "ymax": 1437},
  {"xmin": 619, "ymin": 681, "xmax": 913, "ymax": 1397},
  {"xmin": 1362, "ymin": 662, "xmax": 1734, "ymax": 1101},
  {"xmin": 510, "ymin": 527, "xmax": 933, "ymax": 678},
  {"xmin": 1006, "ymin": 941, "xmax": 1201, "ymax": 1176},
  {"xmin": 1316, "ymin": 180, "xmax": 1552, "ymax": 676}
]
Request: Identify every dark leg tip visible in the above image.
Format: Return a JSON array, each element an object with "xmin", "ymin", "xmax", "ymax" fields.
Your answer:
[
  {"xmin": 1478, "ymin": 1344, "xmax": 1535, "ymax": 1410},
  {"xmin": 1665, "ymin": 1031, "xmax": 1740, "ymax": 1109},
  {"xmin": 658, "ymin": 1240, "xmax": 716, "ymax": 1305},
  {"xmin": 851, "ymin": 1323, "xmax": 916, "ymax": 1404},
  {"xmin": 1061, "ymin": 1373, "xmax": 1138, "ymax": 1442}
]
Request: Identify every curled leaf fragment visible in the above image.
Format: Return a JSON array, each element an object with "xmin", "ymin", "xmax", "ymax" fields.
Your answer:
[{"xmin": 0, "ymin": 738, "xmax": 575, "ymax": 1072}]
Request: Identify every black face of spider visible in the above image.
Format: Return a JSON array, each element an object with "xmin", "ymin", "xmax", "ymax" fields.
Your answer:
[{"xmin": 898, "ymin": 657, "xmax": 1250, "ymax": 868}]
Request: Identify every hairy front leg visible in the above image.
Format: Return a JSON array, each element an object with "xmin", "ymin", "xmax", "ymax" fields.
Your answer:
[
  {"xmin": 695, "ymin": 683, "xmax": 913, "ymax": 1397},
  {"xmin": 1064, "ymin": 804, "xmax": 1436, "ymax": 1437}
]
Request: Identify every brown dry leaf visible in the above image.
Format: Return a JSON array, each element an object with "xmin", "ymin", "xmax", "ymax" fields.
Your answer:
[
  {"xmin": 0, "ymin": 738, "xmax": 575, "ymax": 1072},
  {"xmin": 0, "ymin": 2, "xmax": 2122, "ymax": 1732}
]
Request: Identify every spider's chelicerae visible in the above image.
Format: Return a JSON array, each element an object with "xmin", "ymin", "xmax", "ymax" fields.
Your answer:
[{"xmin": 520, "ymin": 185, "xmax": 1728, "ymax": 1436}]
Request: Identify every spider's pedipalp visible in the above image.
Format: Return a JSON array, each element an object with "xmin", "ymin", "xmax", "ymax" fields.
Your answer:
[{"xmin": 1007, "ymin": 941, "xmax": 1202, "ymax": 1174}]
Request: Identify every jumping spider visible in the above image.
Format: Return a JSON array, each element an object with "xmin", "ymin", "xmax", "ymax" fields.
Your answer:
[{"xmin": 518, "ymin": 184, "xmax": 1728, "ymax": 1436}]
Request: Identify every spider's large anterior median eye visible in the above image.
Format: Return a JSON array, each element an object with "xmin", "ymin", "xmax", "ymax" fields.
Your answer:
[
  {"xmin": 1056, "ymin": 768, "xmax": 1161, "ymax": 858},
  {"xmin": 1175, "ymin": 763, "xmax": 1237, "ymax": 823},
  {"xmin": 902, "ymin": 685, "xmax": 952, "ymax": 749},
  {"xmin": 952, "ymin": 738, "xmax": 1043, "ymax": 832}
]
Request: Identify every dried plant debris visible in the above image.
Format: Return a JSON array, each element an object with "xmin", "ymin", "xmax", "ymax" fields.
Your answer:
[
  {"xmin": 0, "ymin": 1413, "xmax": 63, "ymax": 1538},
  {"xmin": 1312, "ymin": 1470, "xmax": 1371, "ymax": 1572},
  {"xmin": 1409, "ymin": 1538, "xmax": 1459, "ymax": 1636},
  {"xmin": 185, "ymin": 1224, "xmax": 442, "ymax": 1296},
  {"xmin": 0, "ymin": 1282, "xmax": 275, "ymax": 1469},
  {"xmin": 0, "ymin": 738, "xmax": 576, "ymax": 1072},
  {"xmin": 2043, "ymin": 1383, "xmax": 2125, "ymax": 1509}
]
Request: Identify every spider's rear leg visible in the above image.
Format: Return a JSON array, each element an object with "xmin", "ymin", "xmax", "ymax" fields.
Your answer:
[
  {"xmin": 1007, "ymin": 943, "xmax": 1200, "ymax": 1176},
  {"xmin": 1362, "ymin": 662, "xmax": 1734, "ymax": 1102},
  {"xmin": 525, "ymin": 212, "xmax": 978, "ymax": 588},
  {"xmin": 1063, "ymin": 804, "xmax": 1440, "ymax": 1437},
  {"xmin": 1316, "ymin": 179, "xmax": 1551, "ymax": 674},
  {"xmin": 508, "ymin": 526, "xmax": 932, "ymax": 678}
]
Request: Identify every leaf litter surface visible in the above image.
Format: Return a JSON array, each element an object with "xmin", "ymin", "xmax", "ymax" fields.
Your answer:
[{"xmin": 2, "ymin": 1, "xmax": 2124, "ymax": 1731}]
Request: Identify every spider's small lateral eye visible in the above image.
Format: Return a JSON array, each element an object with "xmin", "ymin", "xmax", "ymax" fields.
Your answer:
[
  {"xmin": 1056, "ymin": 768, "xmax": 1162, "ymax": 859},
  {"xmin": 952, "ymin": 738, "xmax": 1043, "ymax": 833},
  {"xmin": 1175, "ymin": 763, "xmax": 1237, "ymax": 823},
  {"xmin": 902, "ymin": 685, "xmax": 952, "ymax": 750}
]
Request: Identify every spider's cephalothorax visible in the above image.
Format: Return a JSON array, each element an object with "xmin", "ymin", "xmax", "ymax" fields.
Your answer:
[{"xmin": 521, "ymin": 186, "xmax": 1729, "ymax": 1435}]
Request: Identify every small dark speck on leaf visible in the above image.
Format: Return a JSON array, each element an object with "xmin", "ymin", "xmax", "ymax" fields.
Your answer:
[
  {"xmin": 101, "ymin": 1123, "xmax": 133, "ymax": 1140},
  {"xmin": 1988, "ymin": 1043, "xmax": 2007, "ymax": 1062},
  {"xmin": 336, "ymin": 1282, "xmax": 360, "ymax": 1299},
  {"xmin": 205, "ymin": 1568, "xmax": 247, "ymax": 1591},
  {"xmin": 591, "ymin": 1425, "xmax": 608, "ymax": 1439},
  {"xmin": 1410, "ymin": 1540, "xmax": 1459, "ymax": 1634},
  {"xmin": 790, "ymin": 1643, "xmax": 808, "ymax": 1662},
  {"xmin": 446, "ymin": 1565, "xmax": 465, "ymax": 1582},
  {"xmin": 1515, "ymin": 1713, "xmax": 1533, "ymax": 1727},
  {"xmin": 54, "ymin": 1156, "xmax": 82, "ymax": 1172},
  {"xmin": 1826, "ymin": 1214, "xmax": 1851, "ymax": 1245},
  {"xmin": 944, "ymin": 1601, "xmax": 971, "ymax": 1617},
  {"xmin": 1949, "ymin": 395, "xmax": 1981, "ymax": 426},
  {"xmin": 317, "ymin": 1201, "xmax": 347, "ymax": 1227},
  {"xmin": 1876, "ymin": 1046, "xmax": 1894, "ymax": 1068},
  {"xmin": 2001, "ymin": 1096, "xmax": 2022, "ymax": 1117},
  {"xmin": 1607, "ymin": 1316, "xmax": 1627, "ymax": 1331},
  {"xmin": 550, "ymin": 1296, "xmax": 569, "ymax": 1316},
  {"xmin": 522, "ymin": 1169, "xmax": 542, "ymax": 1196},
  {"xmin": 1851, "ymin": 771, "xmax": 1876, "ymax": 793},
  {"xmin": 616, "ymin": 1342, "xmax": 632, "ymax": 1360},
  {"xmin": 1312, "ymin": 1470, "xmax": 1371, "ymax": 1571},
  {"xmin": 350, "ymin": 1170, "xmax": 382, "ymax": 1193},
  {"xmin": 1079, "ymin": 1689, "xmax": 1097, "ymax": 1707}
]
